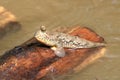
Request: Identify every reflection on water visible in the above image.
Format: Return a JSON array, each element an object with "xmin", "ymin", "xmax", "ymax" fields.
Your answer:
[{"xmin": 0, "ymin": 0, "xmax": 120, "ymax": 80}]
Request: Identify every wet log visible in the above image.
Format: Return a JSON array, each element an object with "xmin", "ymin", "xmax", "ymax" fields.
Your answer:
[
  {"xmin": 0, "ymin": 6, "xmax": 21, "ymax": 38},
  {"xmin": 0, "ymin": 26, "xmax": 106, "ymax": 80}
]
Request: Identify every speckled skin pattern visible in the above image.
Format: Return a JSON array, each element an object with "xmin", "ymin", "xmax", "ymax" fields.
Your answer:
[{"xmin": 34, "ymin": 26, "xmax": 105, "ymax": 57}]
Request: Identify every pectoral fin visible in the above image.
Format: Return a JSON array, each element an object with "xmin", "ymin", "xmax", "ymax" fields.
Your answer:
[{"xmin": 51, "ymin": 46, "xmax": 65, "ymax": 57}]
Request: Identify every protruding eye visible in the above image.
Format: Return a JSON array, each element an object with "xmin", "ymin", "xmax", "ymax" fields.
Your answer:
[{"xmin": 40, "ymin": 26, "xmax": 46, "ymax": 32}]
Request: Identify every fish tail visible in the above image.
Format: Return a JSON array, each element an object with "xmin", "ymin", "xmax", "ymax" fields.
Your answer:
[{"xmin": 95, "ymin": 42, "xmax": 106, "ymax": 47}]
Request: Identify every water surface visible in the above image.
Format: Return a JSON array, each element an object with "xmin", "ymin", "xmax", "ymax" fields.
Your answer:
[{"xmin": 0, "ymin": 0, "xmax": 120, "ymax": 80}]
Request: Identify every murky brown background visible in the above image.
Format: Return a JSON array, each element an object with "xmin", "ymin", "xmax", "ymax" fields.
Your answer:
[{"xmin": 0, "ymin": 0, "xmax": 120, "ymax": 80}]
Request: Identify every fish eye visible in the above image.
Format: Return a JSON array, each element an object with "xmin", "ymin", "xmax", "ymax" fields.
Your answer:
[{"xmin": 40, "ymin": 26, "xmax": 46, "ymax": 32}]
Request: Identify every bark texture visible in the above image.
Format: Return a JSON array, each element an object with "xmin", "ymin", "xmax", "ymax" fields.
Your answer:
[{"xmin": 0, "ymin": 26, "xmax": 106, "ymax": 80}]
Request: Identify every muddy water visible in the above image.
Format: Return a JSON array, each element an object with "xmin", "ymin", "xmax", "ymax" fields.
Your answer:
[{"xmin": 0, "ymin": 0, "xmax": 120, "ymax": 80}]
